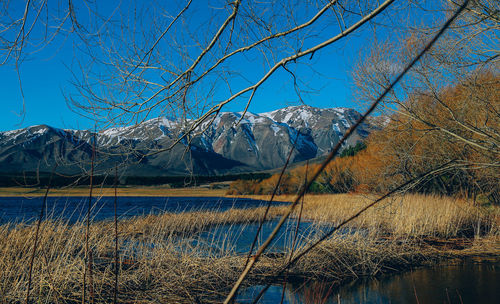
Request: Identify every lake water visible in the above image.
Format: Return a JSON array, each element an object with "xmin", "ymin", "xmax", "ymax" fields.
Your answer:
[
  {"xmin": 182, "ymin": 218, "xmax": 343, "ymax": 255},
  {"xmin": 0, "ymin": 196, "xmax": 282, "ymax": 224},
  {"xmin": 238, "ymin": 258, "xmax": 499, "ymax": 303}
]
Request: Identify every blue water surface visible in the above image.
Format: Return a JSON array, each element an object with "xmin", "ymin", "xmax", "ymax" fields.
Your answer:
[
  {"xmin": 0, "ymin": 196, "xmax": 284, "ymax": 224},
  {"xmin": 238, "ymin": 258, "xmax": 499, "ymax": 304}
]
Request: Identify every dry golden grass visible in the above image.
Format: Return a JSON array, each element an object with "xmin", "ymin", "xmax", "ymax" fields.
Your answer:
[
  {"xmin": 0, "ymin": 209, "xmax": 281, "ymax": 303},
  {"xmin": 238, "ymin": 193, "xmax": 500, "ymax": 238},
  {"xmin": 0, "ymin": 193, "xmax": 498, "ymax": 303},
  {"xmin": 0, "ymin": 186, "xmax": 227, "ymax": 197}
]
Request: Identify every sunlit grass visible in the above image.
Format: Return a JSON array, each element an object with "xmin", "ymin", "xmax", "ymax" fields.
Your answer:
[
  {"xmin": 0, "ymin": 186, "xmax": 228, "ymax": 197},
  {"xmin": 0, "ymin": 193, "xmax": 498, "ymax": 303},
  {"xmin": 236, "ymin": 193, "xmax": 500, "ymax": 238}
]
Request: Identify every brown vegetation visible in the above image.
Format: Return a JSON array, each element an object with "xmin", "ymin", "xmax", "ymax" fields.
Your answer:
[
  {"xmin": 1, "ymin": 194, "xmax": 498, "ymax": 303},
  {"xmin": 233, "ymin": 193, "xmax": 499, "ymax": 239},
  {"xmin": 0, "ymin": 186, "xmax": 228, "ymax": 197}
]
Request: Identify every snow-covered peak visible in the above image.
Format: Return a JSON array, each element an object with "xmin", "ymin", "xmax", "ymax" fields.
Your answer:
[
  {"xmin": 101, "ymin": 126, "xmax": 130, "ymax": 137},
  {"xmin": 333, "ymin": 107, "xmax": 349, "ymax": 114},
  {"xmin": 192, "ymin": 105, "xmax": 352, "ymax": 131},
  {"xmin": 261, "ymin": 105, "xmax": 322, "ymax": 128},
  {"xmin": 1, "ymin": 105, "xmax": 365, "ymax": 150},
  {"xmin": 2, "ymin": 128, "xmax": 25, "ymax": 137},
  {"xmin": 234, "ymin": 112, "xmax": 268, "ymax": 127},
  {"xmin": 262, "ymin": 105, "xmax": 350, "ymax": 117},
  {"xmin": 0, "ymin": 125, "xmax": 67, "ymax": 147},
  {"xmin": 1, "ymin": 125, "xmax": 53, "ymax": 137}
]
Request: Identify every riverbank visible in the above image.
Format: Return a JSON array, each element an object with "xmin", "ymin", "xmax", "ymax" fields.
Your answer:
[
  {"xmin": 0, "ymin": 186, "xmax": 228, "ymax": 197},
  {"xmin": 0, "ymin": 194, "xmax": 498, "ymax": 303}
]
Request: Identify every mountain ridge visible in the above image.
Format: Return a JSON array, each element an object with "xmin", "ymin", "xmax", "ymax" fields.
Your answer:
[{"xmin": 0, "ymin": 105, "xmax": 374, "ymax": 177}]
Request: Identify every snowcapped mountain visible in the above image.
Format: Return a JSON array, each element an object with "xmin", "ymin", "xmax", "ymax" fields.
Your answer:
[
  {"xmin": 0, "ymin": 105, "xmax": 374, "ymax": 177},
  {"xmin": 261, "ymin": 106, "xmax": 370, "ymax": 155}
]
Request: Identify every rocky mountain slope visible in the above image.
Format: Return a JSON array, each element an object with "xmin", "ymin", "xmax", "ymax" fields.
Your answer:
[{"xmin": 0, "ymin": 106, "xmax": 373, "ymax": 177}]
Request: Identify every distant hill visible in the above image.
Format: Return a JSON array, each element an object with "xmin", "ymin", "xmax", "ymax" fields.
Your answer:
[{"xmin": 0, "ymin": 105, "xmax": 374, "ymax": 180}]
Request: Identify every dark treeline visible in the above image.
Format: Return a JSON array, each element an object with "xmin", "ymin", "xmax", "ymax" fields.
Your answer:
[{"xmin": 0, "ymin": 172, "xmax": 271, "ymax": 188}]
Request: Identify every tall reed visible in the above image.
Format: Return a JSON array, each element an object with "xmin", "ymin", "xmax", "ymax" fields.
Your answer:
[{"xmin": 0, "ymin": 193, "xmax": 497, "ymax": 303}]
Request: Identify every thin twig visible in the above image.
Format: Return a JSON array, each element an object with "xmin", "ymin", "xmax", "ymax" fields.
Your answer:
[
  {"xmin": 280, "ymin": 160, "xmax": 308, "ymax": 304},
  {"xmin": 123, "ymin": 0, "xmax": 192, "ymax": 81},
  {"xmin": 24, "ymin": 164, "xmax": 57, "ymax": 304},
  {"xmin": 136, "ymin": 0, "xmax": 242, "ymax": 108},
  {"xmin": 83, "ymin": 132, "xmax": 97, "ymax": 304},
  {"xmin": 113, "ymin": 163, "xmax": 119, "ymax": 304},
  {"xmin": 2, "ymin": 0, "xmax": 31, "ymax": 65}
]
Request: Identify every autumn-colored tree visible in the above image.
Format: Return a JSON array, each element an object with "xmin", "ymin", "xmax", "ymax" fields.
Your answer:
[
  {"xmin": 355, "ymin": 73, "xmax": 499, "ymax": 200},
  {"xmin": 352, "ymin": 6, "xmax": 499, "ymax": 201},
  {"xmin": 226, "ymin": 179, "xmax": 259, "ymax": 195}
]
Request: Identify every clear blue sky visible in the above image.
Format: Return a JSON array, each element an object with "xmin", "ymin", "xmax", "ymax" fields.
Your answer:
[{"xmin": 0, "ymin": 1, "xmax": 435, "ymax": 131}]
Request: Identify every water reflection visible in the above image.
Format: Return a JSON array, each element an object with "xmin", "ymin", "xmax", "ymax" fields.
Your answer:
[
  {"xmin": 181, "ymin": 219, "xmax": 364, "ymax": 256},
  {"xmin": 239, "ymin": 258, "xmax": 499, "ymax": 303}
]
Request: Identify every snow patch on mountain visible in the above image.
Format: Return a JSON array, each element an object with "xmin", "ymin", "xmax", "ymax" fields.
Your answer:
[
  {"xmin": 332, "ymin": 122, "xmax": 341, "ymax": 134},
  {"xmin": 270, "ymin": 123, "xmax": 280, "ymax": 135},
  {"xmin": 102, "ymin": 126, "xmax": 129, "ymax": 137}
]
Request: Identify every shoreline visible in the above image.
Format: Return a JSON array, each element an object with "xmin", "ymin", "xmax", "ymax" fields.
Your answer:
[
  {"xmin": 0, "ymin": 186, "xmax": 356, "ymax": 202},
  {"xmin": 0, "ymin": 186, "xmax": 228, "ymax": 197}
]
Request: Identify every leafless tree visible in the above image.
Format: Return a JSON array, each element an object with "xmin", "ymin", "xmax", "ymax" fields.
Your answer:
[
  {"xmin": 61, "ymin": 0, "xmax": 404, "ymax": 143},
  {"xmin": 353, "ymin": 0, "xmax": 499, "ymax": 200}
]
